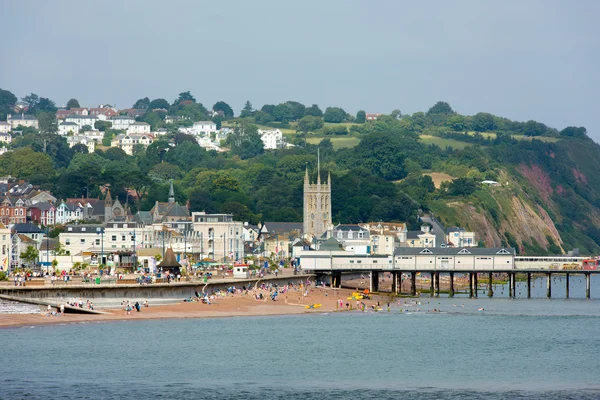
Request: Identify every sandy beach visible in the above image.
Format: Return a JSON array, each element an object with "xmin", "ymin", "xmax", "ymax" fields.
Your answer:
[{"xmin": 0, "ymin": 286, "xmax": 393, "ymax": 329}]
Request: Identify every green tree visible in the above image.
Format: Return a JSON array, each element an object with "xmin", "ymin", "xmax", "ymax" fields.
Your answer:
[
  {"xmin": 148, "ymin": 98, "xmax": 170, "ymax": 110},
  {"xmin": 71, "ymin": 143, "xmax": 89, "ymax": 154},
  {"xmin": 21, "ymin": 93, "xmax": 39, "ymax": 109},
  {"xmin": 472, "ymin": 112, "xmax": 496, "ymax": 132},
  {"xmin": 177, "ymin": 91, "xmax": 196, "ymax": 103},
  {"xmin": 102, "ymin": 130, "xmax": 114, "ymax": 146},
  {"xmin": 94, "ymin": 120, "xmax": 112, "ymax": 131},
  {"xmin": 254, "ymin": 111, "xmax": 273, "ymax": 124},
  {"xmin": 427, "ymin": 101, "xmax": 454, "ymax": 115},
  {"xmin": 273, "ymin": 103, "xmax": 293, "ymax": 122},
  {"xmin": 0, "ymin": 147, "xmax": 55, "ymax": 183},
  {"xmin": 390, "ymin": 109, "xmax": 402, "ymax": 119},
  {"xmin": 446, "ymin": 115, "xmax": 466, "ymax": 131},
  {"xmin": 149, "ymin": 162, "xmax": 183, "ymax": 181},
  {"xmin": 133, "ymin": 97, "xmax": 150, "ymax": 109},
  {"xmin": 226, "ymin": 121, "xmax": 264, "ymax": 159},
  {"xmin": 304, "ymin": 104, "xmax": 323, "ymax": 117},
  {"xmin": 31, "ymin": 97, "xmax": 57, "ymax": 114},
  {"xmin": 21, "ymin": 245, "xmax": 39, "ymax": 266},
  {"xmin": 356, "ymin": 110, "xmax": 366, "ymax": 123},
  {"xmin": 240, "ymin": 100, "xmax": 253, "ymax": 118},
  {"xmin": 0, "ymin": 88, "xmax": 17, "ymax": 119},
  {"xmin": 213, "ymin": 101, "xmax": 234, "ymax": 118},
  {"xmin": 296, "ymin": 116, "xmax": 324, "ymax": 133},
  {"xmin": 323, "ymin": 107, "xmax": 347, "ymax": 123},
  {"xmin": 66, "ymin": 98, "xmax": 80, "ymax": 109},
  {"xmin": 81, "ymin": 124, "xmax": 92, "ymax": 132},
  {"xmin": 560, "ymin": 126, "xmax": 587, "ymax": 138},
  {"xmin": 448, "ymin": 178, "xmax": 478, "ymax": 196},
  {"xmin": 37, "ymin": 111, "xmax": 58, "ymax": 134},
  {"xmin": 284, "ymin": 101, "xmax": 306, "ymax": 121}
]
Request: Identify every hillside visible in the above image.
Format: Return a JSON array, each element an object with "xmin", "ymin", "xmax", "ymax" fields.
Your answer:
[{"xmin": 0, "ymin": 94, "xmax": 598, "ymax": 255}]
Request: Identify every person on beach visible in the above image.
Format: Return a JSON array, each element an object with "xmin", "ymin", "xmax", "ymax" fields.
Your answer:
[
  {"xmin": 47, "ymin": 304, "xmax": 52, "ymax": 316},
  {"xmin": 60, "ymin": 303, "xmax": 64, "ymax": 315}
]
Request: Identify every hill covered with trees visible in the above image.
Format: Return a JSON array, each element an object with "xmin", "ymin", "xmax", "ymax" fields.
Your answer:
[{"xmin": 0, "ymin": 89, "xmax": 598, "ymax": 254}]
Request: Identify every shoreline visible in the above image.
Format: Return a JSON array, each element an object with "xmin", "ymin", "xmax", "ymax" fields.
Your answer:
[{"xmin": 0, "ymin": 287, "xmax": 387, "ymax": 329}]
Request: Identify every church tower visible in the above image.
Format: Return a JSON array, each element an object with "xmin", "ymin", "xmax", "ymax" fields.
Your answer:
[
  {"xmin": 104, "ymin": 188, "xmax": 113, "ymax": 222},
  {"xmin": 303, "ymin": 151, "xmax": 332, "ymax": 239}
]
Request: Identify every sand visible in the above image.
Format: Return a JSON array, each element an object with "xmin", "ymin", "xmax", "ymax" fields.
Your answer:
[{"xmin": 0, "ymin": 286, "xmax": 392, "ymax": 329}]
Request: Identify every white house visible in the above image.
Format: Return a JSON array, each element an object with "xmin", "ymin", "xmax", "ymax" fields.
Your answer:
[
  {"xmin": 0, "ymin": 222, "xmax": 11, "ymax": 270},
  {"xmin": 192, "ymin": 121, "xmax": 218, "ymax": 136},
  {"xmin": 55, "ymin": 202, "xmax": 84, "ymax": 225},
  {"xmin": 127, "ymin": 122, "xmax": 151, "ymax": 134},
  {"xmin": 257, "ymin": 128, "xmax": 283, "ymax": 150},
  {"xmin": 196, "ymin": 136, "xmax": 221, "ymax": 151},
  {"xmin": 7, "ymin": 114, "xmax": 38, "ymax": 129},
  {"xmin": 58, "ymin": 122, "xmax": 80, "ymax": 136},
  {"xmin": 111, "ymin": 134, "xmax": 154, "ymax": 155},
  {"xmin": 0, "ymin": 133, "xmax": 12, "ymax": 144},
  {"xmin": 445, "ymin": 227, "xmax": 477, "ymax": 247},
  {"xmin": 110, "ymin": 115, "xmax": 136, "ymax": 131},
  {"xmin": 65, "ymin": 114, "xmax": 97, "ymax": 129},
  {"xmin": 0, "ymin": 122, "xmax": 11, "ymax": 134},
  {"xmin": 67, "ymin": 135, "xmax": 96, "ymax": 153}
]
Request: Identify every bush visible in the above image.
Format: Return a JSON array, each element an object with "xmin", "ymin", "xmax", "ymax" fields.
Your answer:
[{"xmin": 0, "ymin": 271, "xmax": 7, "ymax": 281}]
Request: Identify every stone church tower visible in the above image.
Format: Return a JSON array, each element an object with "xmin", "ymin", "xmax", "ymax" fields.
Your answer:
[{"xmin": 303, "ymin": 159, "xmax": 332, "ymax": 239}]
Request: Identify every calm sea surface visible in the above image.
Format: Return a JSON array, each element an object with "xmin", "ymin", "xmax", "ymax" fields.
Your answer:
[{"xmin": 2, "ymin": 276, "xmax": 600, "ymax": 400}]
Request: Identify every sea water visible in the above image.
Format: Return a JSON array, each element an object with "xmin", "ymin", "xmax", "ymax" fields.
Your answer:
[{"xmin": 2, "ymin": 293, "xmax": 600, "ymax": 399}]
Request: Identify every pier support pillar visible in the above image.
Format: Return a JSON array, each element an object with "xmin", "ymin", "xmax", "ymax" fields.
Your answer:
[
  {"xmin": 487, "ymin": 272, "xmax": 494, "ymax": 297},
  {"xmin": 435, "ymin": 272, "xmax": 440, "ymax": 297},
  {"xmin": 586, "ymin": 273, "xmax": 591, "ymax": 299},
  {"xmin": 527, "ymin": 273, "xmax": 531, "ymax": 299},
  {"xmin": 370, "ymin": 271, "xmax": 379, "ymax": 293},
  {"xmin": 429, "ymin": 272, "xmax": 435, "ymax": 297},
  {"xmin": 474, "ymin": 273, "xmax": 478, "ymax": 298},
  {"xmin": 449, "ymin": 273, "xmax": 455, "ymax": 298},
  {"xmin": 508, "ymin": 273, "xmax": 513, "ymax": 298},
  {"xmin": 511, "ymin": 273, "xmax": 516, "ymax": 299},
  {"xmin": 565, "ymin": 273, "xmax": 569, "ymax": 299},
  {"xmin": 546, "ymin": 273, "xmax": 552, "ymax": 298},
  {"xmin": 469, "ymin": 273, "xmax": 474, "ymax": 298},
  {"xmin": 391, "ymin": 272, "xmax": 398, "ymax": 294},
  {"xmin": 331, "ymin": 271, "xmax": 342, "ymax": 288},
  {"xmin": 410, "ymin": 272, "xmax": 416, "ymax": 296},
  {"xmin": 397, "ymin": 272, "xmax": 403, "ymax": 295}
]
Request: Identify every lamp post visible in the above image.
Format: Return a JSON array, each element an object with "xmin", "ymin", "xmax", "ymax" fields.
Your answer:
[
  {"xmin": 45, "ymin": 227, "xmax": 49, "ymax": 271},
  {"xmin": 96, "ymin": 226, "xmax": 104, "ymax": 273},
  {"xmin": 129, "ymin": 229, "xmax": 137, "ymax": 270}
]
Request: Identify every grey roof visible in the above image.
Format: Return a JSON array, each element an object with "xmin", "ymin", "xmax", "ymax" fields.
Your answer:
[
  {"xmin": 164, "ymin": 203, "xmax": 189, "ymax": 218},
  {"xmin": 407, "ymin": 231, "xmax": 425, "ymax": 239},
  {"xmin": 64, "ymin": 224, "xmax": 104, "ymax": 233},
  {"xmin": 319, "ymin": 237, "xmax": 343, "ymax": 251},
  {"xmin": 446, "ymin": 227, "xmax": 465, "ymax": 233},
  {"xmin": 11, "ymin": 223, "xmax": 43, "ymax": 233},
  {"xmin": 394, "ymin": 247, "xmax": 516, "ymax": 256},
  {"xmin": 60, "ymin": 122, "xmax": 78, "ymax": 126},
  {"xmin": 8, "ymin": 114, "xmax": 37, "ymax": 121},
  {"xmin": 66, "ymin": 114, "xmax": 97, "ymax": 119},
  {"xmin": 261, "ymin": 222, "xmax": 303, "ymax": 236},
  {"xmin": 333, "ymin": 224, "xmax": 368, "ymax": 232},
  {"xmin": 40, "ymin": 238, "xmax": 58, "ymax": 249},
  {"xmin": 133, "ymin": 211, "xmax": 153, "ymax": 225},
  {"xmin": 32, "ymin": 202, "xmax": 55, "ymax": 211},
  {"xmin": 110, "ymin": 115, "xmax": 135, "ymax": 120}
]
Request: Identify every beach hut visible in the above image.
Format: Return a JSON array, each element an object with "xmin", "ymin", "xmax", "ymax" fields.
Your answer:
[
  {"xmin": 233, "ymin": 264, "xmax": 250, "ymax": 279},
  {"xmin": 158, "ymin": 247, "xmax": 182, "ymax": 275}
]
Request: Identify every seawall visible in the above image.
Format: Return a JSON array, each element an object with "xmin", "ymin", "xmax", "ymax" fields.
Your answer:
[{"xmin": 0, "ymin": 275, "xmax": 315, "ymax": 306}]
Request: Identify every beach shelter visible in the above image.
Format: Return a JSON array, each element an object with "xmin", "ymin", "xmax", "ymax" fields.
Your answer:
[{"xmin": 158, "ymin": 247, "xmax": 182, "ymax": 275}]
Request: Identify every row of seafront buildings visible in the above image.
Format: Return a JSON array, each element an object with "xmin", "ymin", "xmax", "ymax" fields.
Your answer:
[{"xmin": 1, "ymin": 106, "xmax": 287, "ymax": 156}]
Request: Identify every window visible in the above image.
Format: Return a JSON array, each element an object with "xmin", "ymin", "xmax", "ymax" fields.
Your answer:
[
  {"xmin": 82, "ymin": 227, "xmax": 86, "ymax": 232},
  {"xmin": 358, "ymin": 232, "xmax": 363, "ymax": 239},
  {"xmin": 337, "ymin": 231, "xmax": 343, "ymax": 239},
  {"xmin": 80, "ymin": 239, "xmax": 85, "ymax": 244},
  {"xmin": 66, "ymin": 240, "xmax": 70, "ymax": 245},
  {"xmin": 121, "ymin": 235, "xmax": 126, "ymax": 241},
  {"xmin": 111, "ymin": 236, "xmax": 117, "ymax": 241},
  {"xmin": 348, "ymin": 231, "xmax": 353, "ymax": 239},
  {"xmin": 95, "ymin": 239, "xmax": 100, "ymax": 245}
]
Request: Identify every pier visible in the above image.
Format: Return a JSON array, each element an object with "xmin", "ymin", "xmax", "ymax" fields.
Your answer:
[{"xmin": 300, "ymin": 247, "xmax": 599, "ymax": 299}]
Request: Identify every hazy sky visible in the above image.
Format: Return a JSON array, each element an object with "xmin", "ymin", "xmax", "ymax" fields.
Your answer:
[{"xmin": 1, "ymin": 0, "xmax": 598, "ymax": 141}]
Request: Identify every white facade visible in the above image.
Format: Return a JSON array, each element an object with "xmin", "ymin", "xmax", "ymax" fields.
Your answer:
[
  {"xmin": 191, "ymin": 212, "xmax": 244, "ymax": 262},
  {"xmin": 111, "ymin": 134, "xmax": 154, "ymax": 155},
  {"xmin": 65, "ymin": 115, "xmax": 98, "ymax": 129},
  {"xmin": 0, "ymin": 122, "xmax": 11, "ymax": 134},
  {"xmin": 127, "ymin": 122, "xmax": 151, "ymax": 134},
  {"xmin": 0, "ymin": 134, "xmax": 12, "ymax": 144},
  {"xmin": 446, "ymin": 229, "xmax": 477, "ymax": 247},
  {"xmin": 0, "ymin": 223, "xmax": 10, "ymax": 270},
  {"xmin": 58, "ymin": 122, "xmax": 80, "ymax": 136},
  {"xmin": 258, "ymin": 129, "xmax": 283, "ymax": 150},
  {"xmin": 110, "ymin": 116, "xmax": 136, "ymax": 131},
  {"xmin": 55, "ymin": 203, "xmax": 83, "ymax": 225},
  {"xmin": 192, "ymin": 121, "xmax": 218, "ymax": 136},
  {"xmin": 7, "ymin": 114, "xmax": 38, "ymax": 129},
  {"xmin": 66, "ymin": 136, "xmax": 95, "ymax": 153}
]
